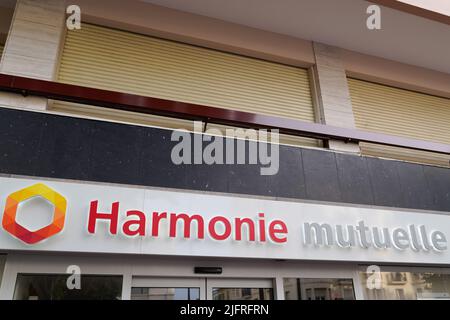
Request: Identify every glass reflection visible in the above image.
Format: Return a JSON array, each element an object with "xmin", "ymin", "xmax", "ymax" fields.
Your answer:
[
  {"xmin": 284, "ymin": 278, "xmax": 355, "ymax": 300},
  {"xmin": 131, "ymin": 287, "xmax": 200, "ymax": 300},
  {"xmin": 14, "ymin": 274, "xmax": 123, "ymax": 300},
  {"xmin": 213, "ymin": 288, "xmax": 273, "ymax": 300},
  {"xmin": 360, "ymin": 272, "xmax": 450, "ymax": 300}
]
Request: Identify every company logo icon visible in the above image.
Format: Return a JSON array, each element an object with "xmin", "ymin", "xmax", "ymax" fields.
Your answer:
[{"xmin": 2, "ymin": 183, "xmax": 67, "ymax": 244}]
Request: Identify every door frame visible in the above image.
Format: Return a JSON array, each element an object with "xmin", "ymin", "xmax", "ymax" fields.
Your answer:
[{"xmin": 131, "ymin": 277, "xmax": 274, "ymax": 300}]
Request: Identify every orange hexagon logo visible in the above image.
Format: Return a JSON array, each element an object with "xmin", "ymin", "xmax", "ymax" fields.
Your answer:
[{"xmin": 2, "ymin": 183, "xmax": 67, "ymax": 244}]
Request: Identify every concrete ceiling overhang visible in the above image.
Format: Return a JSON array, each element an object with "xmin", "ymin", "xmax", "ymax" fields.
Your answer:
[{"xmin": 141, "ymin": 0, "xmax": 450, "ymax": 74}]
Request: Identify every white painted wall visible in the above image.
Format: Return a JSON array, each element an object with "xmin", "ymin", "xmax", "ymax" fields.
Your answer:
[{"xmin": 0, "ymin": 253, "xmax": 362, "ymax": 300}]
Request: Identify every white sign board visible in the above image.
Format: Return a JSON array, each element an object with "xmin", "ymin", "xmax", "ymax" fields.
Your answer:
[{"xmin": 0, "ymin": 177, "xmax": 449, "ymax": 265}]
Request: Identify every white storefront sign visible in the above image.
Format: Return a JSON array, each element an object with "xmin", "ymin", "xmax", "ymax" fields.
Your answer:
[{"xmin": 0, "ymin": 177, "xmax": 449, "ymax": 265}]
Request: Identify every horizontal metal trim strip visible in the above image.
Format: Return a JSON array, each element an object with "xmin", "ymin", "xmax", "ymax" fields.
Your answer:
[{"xmin": 1, "ymin": 73, "xmax": 449, "ymax": 154}]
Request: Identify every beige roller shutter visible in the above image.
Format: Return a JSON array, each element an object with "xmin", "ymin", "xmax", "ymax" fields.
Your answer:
[
  {"xmin": 348, "ymin": 78, "xmax": 450, "ymax": 167},
  {"xmin": 0, "ymin": 44, "xmax": 4, "ymax": 60},
  {"xmin": 55, "ymin": 24, "xmax": 316, "ymax": 146}
]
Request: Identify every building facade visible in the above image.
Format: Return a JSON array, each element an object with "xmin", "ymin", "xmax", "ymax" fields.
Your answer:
[{"xmin": 0, "ymin": 0, "xmax": 449, "ymax": 300}]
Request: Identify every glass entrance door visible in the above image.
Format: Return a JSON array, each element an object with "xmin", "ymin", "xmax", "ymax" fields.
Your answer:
[
  {"xmin": 207, "ymin": 278, "xmax": 274, "ymax": 300},
  {"xmin": 131, "ymin": 277, "xmax": 205, "ymax": 300},
  {"xmin": 130, "ymin": 277, "xmax": 274, "ymax": 300}
]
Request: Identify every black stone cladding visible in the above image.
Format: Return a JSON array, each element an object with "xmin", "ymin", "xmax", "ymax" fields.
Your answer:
[{"xmin": 0, "ymin": 108, "xmax": 449, "ymax": 212}]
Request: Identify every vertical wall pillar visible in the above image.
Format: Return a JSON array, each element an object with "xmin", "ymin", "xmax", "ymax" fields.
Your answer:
[
  {"xmin": 0, "ymin": 254, "xmax": 14, "ymax": 300},
  {"xmin": 0, "ymin": 0, "xmax": 66, "ymax": 111},
  {"xmin": 312, "ymin": 42, "xmax": 360, "ymax": 153},
  {"xmin": 0, "ymin": 254, "xmax": 6, "ymax": 291}
]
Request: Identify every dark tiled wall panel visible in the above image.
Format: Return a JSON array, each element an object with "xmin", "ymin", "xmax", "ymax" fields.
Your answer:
[{"xmin": 0, "ymin": 108, "xmax": 449, "ymax": 212}]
